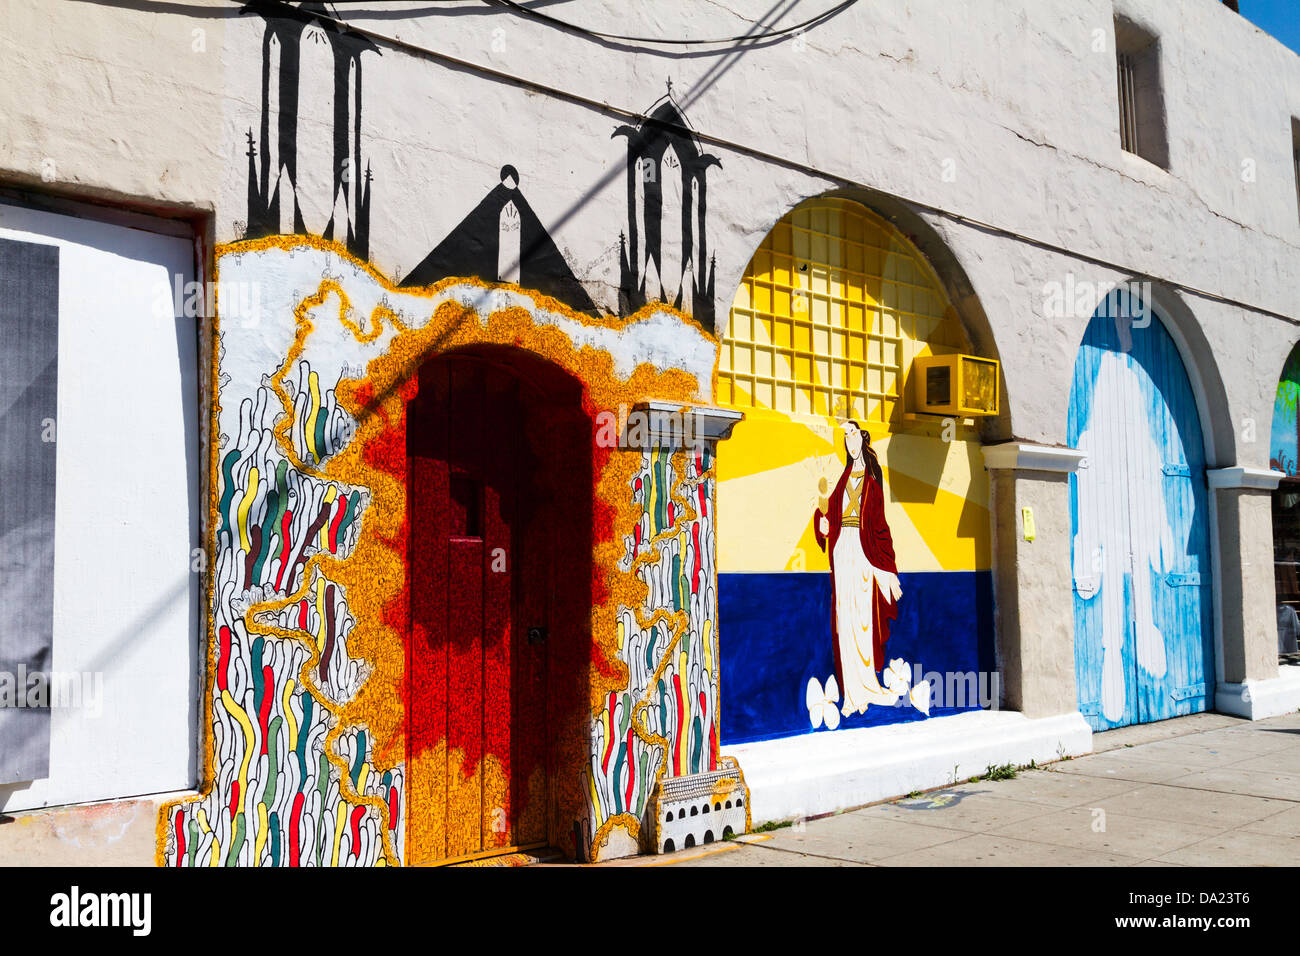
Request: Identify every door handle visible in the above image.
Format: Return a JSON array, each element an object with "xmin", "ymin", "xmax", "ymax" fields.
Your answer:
[{"xmin": 527, "ymin": 625, "xmax": 548, "ymax": 645}]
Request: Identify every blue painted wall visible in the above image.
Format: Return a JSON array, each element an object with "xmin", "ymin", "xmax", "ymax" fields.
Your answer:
[{"xmin": 718, "ymin": 570, "xmax": 996, "ymax": 745}]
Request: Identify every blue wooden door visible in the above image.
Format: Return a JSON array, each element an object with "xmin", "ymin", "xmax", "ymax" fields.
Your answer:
[{"xmin": 1068, "ymin": 291, "xmax": 1214, "ymax": 731}]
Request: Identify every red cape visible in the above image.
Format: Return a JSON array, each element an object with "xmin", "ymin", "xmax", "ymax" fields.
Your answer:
[{"xmin": 815, "ymin": 465, "xmax": 899, "ymax": 685}]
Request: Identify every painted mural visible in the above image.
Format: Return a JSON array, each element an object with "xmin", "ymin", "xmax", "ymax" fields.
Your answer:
[
  {"xmin": 1067, "ymin": 290, "xmax": 1214, "ymax": 731},
  {"xmin": 616, "ymin": 91, "xmax": 720, "ymax": 333},
  {"xmin": 1271, "ymin": 342, "xmax": 1300, "ymax": 478},
  {"xmin": 400, "ymin": 165, "xmax": 599, "ymax": 316},
  {"xmin": 159, "ymin": 3, "xmax": 744, "ymax": 864},
  {"xmin": 716, "ymin": 198, "xmax": 996, "ymax": 745},
  {"xmin": 241, "ymin": 5, "xmax": 375, "ymax": 259},
  {"xmin": 811, "ymin": 421, "xmax": 929, "ymax": 722},
  {"xmin": 1270, "ymin": 342, "xmax": 1300, "ymax": 621}
]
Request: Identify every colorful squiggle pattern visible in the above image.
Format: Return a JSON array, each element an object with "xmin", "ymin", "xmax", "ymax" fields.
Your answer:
[
  {"xmin": 579, "ymin": 446, "xmax": 722, "ymax": 857},
  {"xmin": 163, "ymin": 370, "xmax": 403, "ymax": 866},
  {"xmin": 160, "ymin": 235, "xmax": 727, "ymax": 865}
]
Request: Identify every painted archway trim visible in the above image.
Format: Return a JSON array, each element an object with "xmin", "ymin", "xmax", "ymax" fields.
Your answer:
[{"xmin": 1118, "ymin": 281, "xmax": 1235, "ymax": 467}]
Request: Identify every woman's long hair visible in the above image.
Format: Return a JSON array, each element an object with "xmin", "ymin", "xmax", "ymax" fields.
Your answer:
[{"xmin": 842, "ymin": 420, "xmax": 884, "ymax": 486}]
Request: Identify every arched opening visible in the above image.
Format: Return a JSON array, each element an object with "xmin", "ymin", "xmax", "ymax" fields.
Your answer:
[
  {"xmin": 1271, "ymin": 342, "xmax": 1300, "ymax": 655},
  {"xmin": 715, "ymin": 196, "xmax": 998, "ymax": 744},
  {"xmin": 405, "ymin": 345, "xmax": 593, "ymax": 865},
  {"xmin": 1068, "ymin": 290, "xmax": 1216, "ymax": 729}
]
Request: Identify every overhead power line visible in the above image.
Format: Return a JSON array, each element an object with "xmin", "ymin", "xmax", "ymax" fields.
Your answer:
[
  {"xmin": 480, "ymin": 0, "xmax": 861, "ymax": 46},
  {"xmin": 304, "ymin": 0, "xmax": 859, "ymax": 47}
]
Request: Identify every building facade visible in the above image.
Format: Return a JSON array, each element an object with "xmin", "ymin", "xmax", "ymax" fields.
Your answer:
[{"xmin": 1, "ymin": 0, "xmax": 1298, "ymax": 865}]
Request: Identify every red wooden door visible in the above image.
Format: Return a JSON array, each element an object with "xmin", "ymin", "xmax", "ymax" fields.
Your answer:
[{"xmin": 407, "ymin": 356, "xmax": 549, "ymax": 863}]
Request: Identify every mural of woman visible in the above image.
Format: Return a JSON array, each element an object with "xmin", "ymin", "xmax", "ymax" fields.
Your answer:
[{"xmin": 813, "ymin": 421, "xmax": 922, "ymax": 717}]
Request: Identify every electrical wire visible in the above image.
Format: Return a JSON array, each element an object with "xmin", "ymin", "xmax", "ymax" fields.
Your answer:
[
  {"xmin": 482, "ymin": 0, "xmax": 860, "ymax": 45},
  {"xmin": 246, "ymin": 0, "xmax": 1298, "ymax": 328},
  {"xmin": 311, "ymin": 0, "xmax": 861, "ymax": 46}
]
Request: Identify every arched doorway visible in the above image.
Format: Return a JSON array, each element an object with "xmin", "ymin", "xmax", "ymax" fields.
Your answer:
[
  {"xmin": 1068, "ymin": 290, "xmax": 1215, "ymax": 730},
  {"xmin": 1270, "ymin": 342, "xmax": 1300, "ymax": 654},
  {"xmin": 714, "ymin": 196, "xmax": 998, "ymax": 743},
  {"xmin": 405, "ymin": 347, "xmax": 592, "ymax": 865}
]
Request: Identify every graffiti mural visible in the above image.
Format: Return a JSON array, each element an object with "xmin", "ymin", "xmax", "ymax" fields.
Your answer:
[
  {"xmin": 579, "ymin": 444, "xmax": 748, "ymax": 857},
  {"xmin": 1271, "ymin": 343, "xmax": 1300, "ymax": 478}
]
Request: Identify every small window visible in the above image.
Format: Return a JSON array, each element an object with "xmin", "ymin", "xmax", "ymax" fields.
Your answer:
[
  {"xmin": 1292, "ymin": 118, "xmax": 1300, "ymax": 227},
  {"xmin": 1114, "ymin": 18, "xmax": 1169, "ymax": 169}
]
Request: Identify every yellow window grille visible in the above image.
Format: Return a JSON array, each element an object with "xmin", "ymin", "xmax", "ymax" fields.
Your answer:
[{"xmin": 719, "ymin": 197, "xmax": 964, "ymax": 423}]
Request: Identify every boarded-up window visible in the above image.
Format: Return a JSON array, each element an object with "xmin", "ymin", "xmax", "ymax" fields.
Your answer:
[
  {"xmin": 0, "ymin": 202, "xmax": 200, "ymax": 811},
  {"xmin": 0, "ymin": 237, "xmax": 59, "ymax": 784}
]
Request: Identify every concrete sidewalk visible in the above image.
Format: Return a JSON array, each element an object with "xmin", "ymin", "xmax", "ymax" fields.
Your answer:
[{"xmin": 635, "ymin": 711, "xmax": 1300, "ymax": 867}]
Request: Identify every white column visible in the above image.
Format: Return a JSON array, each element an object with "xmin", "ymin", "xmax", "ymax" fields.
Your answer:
[
  {"xmin": 1208, "ymin": 467, "xmax": 1300, "ymax": 718},
  {"xmin": 983, "ymin": 442, "xmax": 1086, "ymax": 719}
]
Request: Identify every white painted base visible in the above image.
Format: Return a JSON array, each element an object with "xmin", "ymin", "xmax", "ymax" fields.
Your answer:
[
  {"xmin": 1216, "ymin": 664, "xmax": 1300, "ymax": 720},
  {"xmin": 722, "ymin": 710, "xmax": 1093, "ymax": 826}
]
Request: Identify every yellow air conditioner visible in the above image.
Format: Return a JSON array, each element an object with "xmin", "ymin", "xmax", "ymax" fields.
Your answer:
[{"xmin": 910, "ymin": 354, "xmax": 1000, "ymax": 417}]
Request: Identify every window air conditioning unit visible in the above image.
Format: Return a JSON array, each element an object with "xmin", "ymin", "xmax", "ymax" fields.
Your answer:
[{"xmin": 911, "ymin": 354, "xmax": 1000, "ymax": 417}]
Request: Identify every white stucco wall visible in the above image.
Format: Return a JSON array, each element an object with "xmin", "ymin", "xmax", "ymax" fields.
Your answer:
[
  {"xmin": 2, "ymin": 0, "xmax": 1298, "ymax": 821},
  {"xmin": 4, "ymin": 0, "xmax": 1296, "ymax": 445}
]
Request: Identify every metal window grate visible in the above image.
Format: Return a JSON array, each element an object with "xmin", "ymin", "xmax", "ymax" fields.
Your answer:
[
  {"xmin": 1117, "ymin": 51, "xmax": 1139, "ymax": 154},
  {"xmin": 718, "ymin": 200, "xmax": 963, "ymax": 424}
]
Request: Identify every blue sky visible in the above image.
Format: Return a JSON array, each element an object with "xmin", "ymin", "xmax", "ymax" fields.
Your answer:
[{"xmin": 1238, "ymin": 0, "xmax": 1300, "ymax": 55}]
